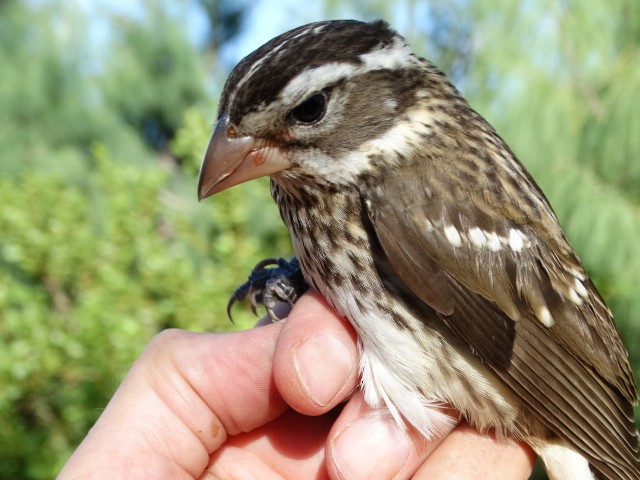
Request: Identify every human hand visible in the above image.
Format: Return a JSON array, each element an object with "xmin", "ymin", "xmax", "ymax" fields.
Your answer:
[{"xmin": 58, "ymin": 291, "xmax": 535, "ymax": 479}]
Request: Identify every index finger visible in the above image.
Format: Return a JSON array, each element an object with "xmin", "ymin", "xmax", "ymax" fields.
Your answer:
[{"xmin": 59, "ymin": 325, "xmax": 289, "ymax": 479}]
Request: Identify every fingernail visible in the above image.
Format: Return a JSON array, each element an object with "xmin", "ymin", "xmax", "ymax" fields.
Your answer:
[
  {"xmin": 330, "ymin": 413, "xmax": 411, "ymax": 479},
  {"xmin": 294, "ymin": 334, "xmax": 353, "ymax": 406}
]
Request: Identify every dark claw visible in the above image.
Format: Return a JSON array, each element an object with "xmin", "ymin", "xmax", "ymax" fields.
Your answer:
[
  {"xmin": 227, "ymin": 256, "xmax": 309, "ymax": 322},
  {"xmin": 227, "ymin": 258, "xmax": 279, "ymax": 320}
]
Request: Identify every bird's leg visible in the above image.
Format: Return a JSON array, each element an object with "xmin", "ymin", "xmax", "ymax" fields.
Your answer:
[{"xmin": 227, "ymin": 257, "xmax": 309, "ymax": 322}]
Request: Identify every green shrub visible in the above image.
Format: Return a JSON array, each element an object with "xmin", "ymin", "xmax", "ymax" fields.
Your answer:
[{"xmin": 0, "ymin": 109, "xmax": 290, "ymax": 478}]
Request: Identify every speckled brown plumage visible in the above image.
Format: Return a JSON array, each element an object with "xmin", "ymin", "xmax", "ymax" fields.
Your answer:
[{"xmin": 198, "ymin": 19, "xmax": 639, "ymax": 480}]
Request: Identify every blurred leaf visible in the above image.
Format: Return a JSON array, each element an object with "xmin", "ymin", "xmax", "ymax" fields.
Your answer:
[{"xmin": 101, "ymin": 1, "xmax": 208, "ymax": 150}]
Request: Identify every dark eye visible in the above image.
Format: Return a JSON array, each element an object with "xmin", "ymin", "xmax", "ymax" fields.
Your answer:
[{"xmin": 289, "ymin": 92, "xmax": 327, "ymax": 124}]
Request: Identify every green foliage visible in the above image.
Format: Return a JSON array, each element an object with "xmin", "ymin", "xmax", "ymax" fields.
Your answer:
[
  {"xmin": 197, "ymin": 0, "xmax": 249, "ymax": 50},
  {"xmin": 0, "ymin": 1, "xmax": 150, "ymax": 180},
  {"xmin": 0, "ymin": 133, "xmax": 289, "ymax": 477},
  {"xmin": 0, "ymin": 1, "xmax": 288, "ymax": 478},
  {"xmin": 102, "ymin": 1, "xmax": 209, "ymax": 149}
]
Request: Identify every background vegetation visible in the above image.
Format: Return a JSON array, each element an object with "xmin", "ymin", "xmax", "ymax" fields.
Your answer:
[{"xmin": 0, "ymin": 1, "xmax": 638, "ymax": 478}]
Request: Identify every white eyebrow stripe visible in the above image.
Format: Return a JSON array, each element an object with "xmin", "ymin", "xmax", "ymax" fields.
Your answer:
[{"xmin": 279, "ymin": 37, "xmax": 415, "ymax": 105}]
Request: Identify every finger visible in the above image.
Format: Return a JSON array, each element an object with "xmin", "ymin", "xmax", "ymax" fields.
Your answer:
[
  {"xmin": 413, "ymin": 421, "xmax": 536, "ymax": 479},
  {"xmin": 59, "ymin": 325, "xmax": 288, "ymax": 479},
  {"xmin": 325, "ymin": 391, "xmax": 459, "ymax": 480},
  {"xmin": 204, "ymin": 408, "xmax": 340, "ymax": 480},
  {"xmin": 272, "ymin": 290, "xmax": 359, "ymax": 415}
]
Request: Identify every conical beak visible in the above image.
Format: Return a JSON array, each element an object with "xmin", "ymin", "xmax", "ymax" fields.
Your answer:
[{"xmin": 198, "ymin": 112, "xmax": 291, "ymax": 200}]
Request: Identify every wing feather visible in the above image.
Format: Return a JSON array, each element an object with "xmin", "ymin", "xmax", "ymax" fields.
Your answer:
[{"xmin": 366, "ymin": 167, "xmax": 639, "ymax": 478}]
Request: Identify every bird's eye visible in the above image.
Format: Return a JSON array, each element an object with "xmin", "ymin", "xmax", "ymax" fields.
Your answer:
[{"xmin": 289, "ymin": 92, "xmax": 327, "ymax": 124}]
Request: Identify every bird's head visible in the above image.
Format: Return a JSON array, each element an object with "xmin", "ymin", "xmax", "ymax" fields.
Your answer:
[{"xmin": 198, "ymin": 20, "xmax": 461, "ymax": 200}]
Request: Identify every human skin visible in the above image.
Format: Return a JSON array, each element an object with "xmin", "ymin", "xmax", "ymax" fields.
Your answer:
[{"xmin": 58, "ymin": 291, "xmax": 535, "ymax": 480}]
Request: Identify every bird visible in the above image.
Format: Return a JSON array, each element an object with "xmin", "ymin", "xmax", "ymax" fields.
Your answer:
[{"xmin": 197, "ymin": 19, "xmax": 639, "ymax": 480}]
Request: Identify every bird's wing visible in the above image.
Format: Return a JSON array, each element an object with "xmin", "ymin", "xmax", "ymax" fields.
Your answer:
[{"xmin": 365, "ymin": 160, "xmax": 639, "ymax": 478}]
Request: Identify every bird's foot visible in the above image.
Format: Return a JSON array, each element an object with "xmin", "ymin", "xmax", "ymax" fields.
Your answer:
[{"xmin": 228, "ymin": 257, "xmax": 308, "ymax": 322}]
